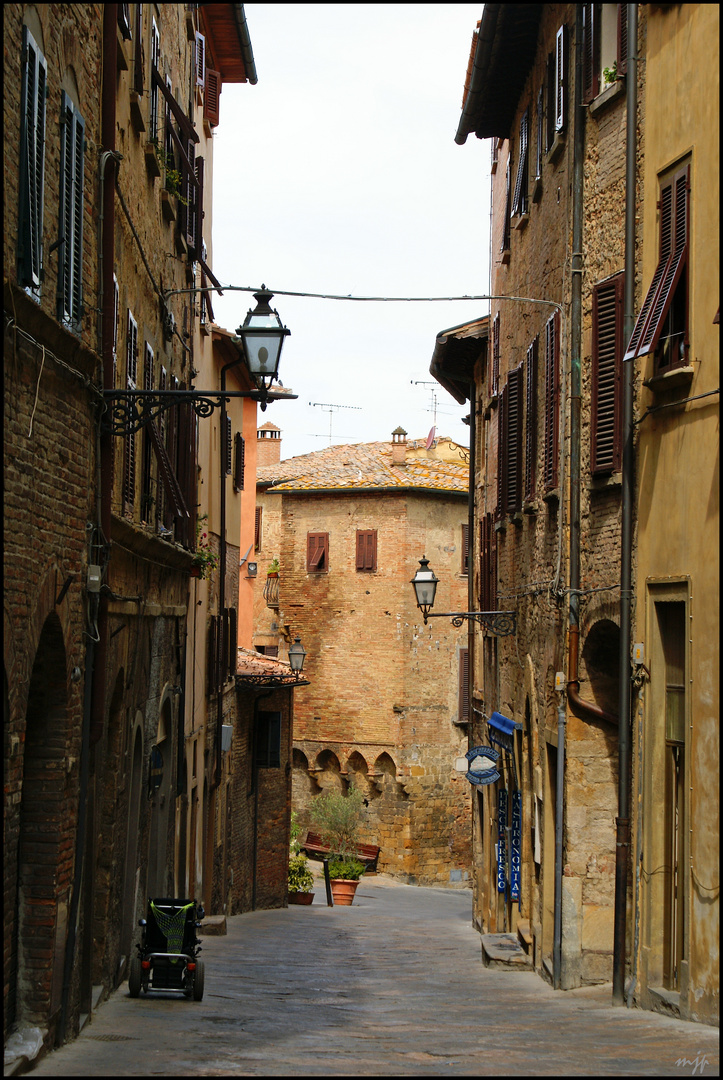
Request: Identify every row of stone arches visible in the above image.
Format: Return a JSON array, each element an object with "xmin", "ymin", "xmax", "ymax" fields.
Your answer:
[{"xmin": 292, "ymin": 746, "xmax": 408, "ymax": 803}]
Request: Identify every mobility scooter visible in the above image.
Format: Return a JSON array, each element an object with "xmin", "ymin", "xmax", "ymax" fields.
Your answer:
[{"xmin": 128, "ymin": 897, "xmax": 206, "ymax": 1000}]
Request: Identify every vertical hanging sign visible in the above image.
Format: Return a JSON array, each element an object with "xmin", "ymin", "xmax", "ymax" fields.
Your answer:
[
  {"xmin": 497, "ymin": 789, "xmax": 508, "ymax": 894},
  {"xmin": 510, "ymin": 790, "xmax": 522, "ymax": 901}
]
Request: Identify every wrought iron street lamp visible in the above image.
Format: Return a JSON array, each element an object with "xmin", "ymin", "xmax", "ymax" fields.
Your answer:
[
  {"xmin": 236, "ymin": 286, "xmax": 290, "ymax": 403},
  {"xmin": 287, "ymin": 637, "xmax": 307, "ymax": 679},
  {"xmin": 411, "ymin": 555, "xmax": 517, "ymax": 637}
]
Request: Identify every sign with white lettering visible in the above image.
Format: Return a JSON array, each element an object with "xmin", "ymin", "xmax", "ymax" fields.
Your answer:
[
  {"xmin": 510, "ymin": 791, "xmax": 521, "ymax": 900},
  {"xmin": 497, "ymin": 789, "xmax": 507, "ymax": 893},
  {"xmin": 465, "ymin": 745, "xmax": 500, "ymax": 787}
]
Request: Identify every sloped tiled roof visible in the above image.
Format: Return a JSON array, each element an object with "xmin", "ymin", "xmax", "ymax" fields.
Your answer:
[
  {"xmin": 236, "ymin": 647, "xmax": 308, "ymax": 686},
  {"xmin": 256, "ymin": 437, "xmax": 469, "ymax": 494}
]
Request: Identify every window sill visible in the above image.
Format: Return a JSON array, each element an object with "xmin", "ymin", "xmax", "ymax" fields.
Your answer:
[
  {"xmin": 494, "ymin": 518, "xmax": 507, "ymax": 534},
  {"xmin": 129, "ymin": 90, "xmax": 146, "ymax": 134},
  {"xmin": 500, "ymin": 248, "xmax": 511, "ymax": 265},
  {"xmin": 116, "ymin": 26, "xmax": 129, "ymax": 71},
  {"xmin": 589, "ymin": 78, "xmax": 626, "ymax": 119},
  {"xmin": 523, "ymin": 501, "xmax": 538, "ymax": 515},
  {"xmin": 546, "ymin": 131, "xmax": 565, "ymax": 166},
  {"xmin": 144, "ymin": 142, "xmax": 161, "ymax": 178},
  {"xmin": 160, "ymin": 189, "xmax": 176, "ymax": 222},
  {"xmin": 542, "ymin": 487, "xmax": 559, "ymax": 504},
  {"xmin": 512, "ymin": 212, "xmax": 529, "ymax": 232},
  {"xmin": 589, "ymin": 471, "xmax": 622, "ymax": 491},
  {"xmin": 509, "ymin": 511, "xmax": 523, "ymax": 526},
  {"xmin": 644, "ymin": 365, "xmax": 695, "ymax": 394},
  {"xmin": 491, "ymin": 159, "xmax": 498, "ymax": 175},
  {"xmin": 532, "ymin": 176, "xmax": 542, "ymax": 203}
]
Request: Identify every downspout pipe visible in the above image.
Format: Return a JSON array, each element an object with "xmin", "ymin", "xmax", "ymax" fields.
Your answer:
[
  {"xmin": 467, "ymin": 381, "xmax": 476, "ymax": 724},
  {"xmin": 613, "ymin": 1, "xmax": 638, "ymax": 1007},
  {"xmin": 556, "ymin": 4, "xmax": 585, "ymax": 991}
]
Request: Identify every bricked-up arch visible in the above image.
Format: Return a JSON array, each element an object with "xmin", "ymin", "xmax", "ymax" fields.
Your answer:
[
  {"xmin": 581, "ymin": 619, "xmax": 620, "ymax": 719},
  {"xmin": 15, "ymin": 612, "xmax": 71, "ymax": 1028},
  {"xmin": 346, "ymin": 751, "xmax": 372, "ymax": 802}
]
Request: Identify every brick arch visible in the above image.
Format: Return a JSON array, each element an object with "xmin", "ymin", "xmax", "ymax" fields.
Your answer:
[
  {"xmin": 314, "ymin": 749, "xmax": 344, "ymax": 793},
  {"xmin": 14, "ymin": 611, "xmax": 71, "ymax": 1033},
  {"xmin": 345, "ymin": 750, "xmax": 373, "ymax": 803}
]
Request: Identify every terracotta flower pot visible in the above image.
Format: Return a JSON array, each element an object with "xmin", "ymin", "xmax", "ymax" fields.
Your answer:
[
  {"xmin": 330, "ymin": 879, "xmax": 360, "ymax": 906},
  {"xmin": 288, "ymin": 891, "xmax": 314, "ymax": 905}
]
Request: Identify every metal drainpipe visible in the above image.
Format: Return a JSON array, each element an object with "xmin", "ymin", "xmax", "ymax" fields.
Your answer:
[
  {"xmin": 553, "ymin": 688, "xmax": 566, "ymax": 989},
  {"xmin": 557, "ymin": 4, "xmax": 585, "ymax": 992},
  {"xmin": 467, "ymin": 381, "xmax": 476, "ymax": 725},
  {"xmin": 613, "ymin": 1, "xmax": 638, "ymax": 1007}
]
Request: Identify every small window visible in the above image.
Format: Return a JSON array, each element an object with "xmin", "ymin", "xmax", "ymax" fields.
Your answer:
[
  {"xmin": 195, "ymin": 31, "xmax": 206, "ymax": 86},
  {"xmin": 462, "ymin": 523, "xmax": 469, "ymax": 576},
  {"xmin": 356, "ymin": 530, "xmax": 377, "ymax": 572},
  {"xmin": 256, "ymin": 711, "xmax": 281, "ymax": 768},
  {"xmin": 307, "ymin": 532, "xmax": 329, "ymax": 572},
  {"xmin": 254, "ymin": 506, "xmax": 262, "ymax": 552}
]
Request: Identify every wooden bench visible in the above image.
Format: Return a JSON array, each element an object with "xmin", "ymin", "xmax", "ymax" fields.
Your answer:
[{"xmin": 301, "ymin": 831, "xmax": 380, "ymax": 873}]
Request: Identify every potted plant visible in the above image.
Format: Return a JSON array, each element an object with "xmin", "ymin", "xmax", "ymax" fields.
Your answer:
[
  {"xmin": 266, "ymin": 557, "xmax": 280, "ymax": 578},
  {"xmin": 326, "ymin": 856, "xmax": 366, "ymax": 906},
  {"xmin": 287, "ymin": 812, "xmax": 315, "ymax": 905},
  {"xmin": 309, "ymin": 784, "xmax": 366, "ymax": 905},
  {"xmin": 191, "ymin": 515, "xmax": 218, "ymax": 579}
]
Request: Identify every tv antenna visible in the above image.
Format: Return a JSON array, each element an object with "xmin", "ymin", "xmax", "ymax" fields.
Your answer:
[
  {"xmin": 310, "ymin": 401, "xmax": 362, "ymax": 444},
  {"xmin": 411, "ymin": 380, "xmax": 438, "ymax": 428}
]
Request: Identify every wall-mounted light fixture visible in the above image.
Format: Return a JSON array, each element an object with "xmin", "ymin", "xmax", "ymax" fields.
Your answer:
[
  {"xmin": 287, "ymin": 636, "xmax": 307, "ymax": 680},
  {"xmin": 246, "ymin": 561, "xmax": 258, "ymax": 578},
  {"xmin": 410, "ymin": 555, "xmax": 517, "ymax": 636}
]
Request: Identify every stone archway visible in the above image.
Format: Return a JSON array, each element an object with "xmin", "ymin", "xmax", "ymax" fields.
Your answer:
[{"xmin": 14, "ymin": 612, "xmax": 70, "ymax": 1029}]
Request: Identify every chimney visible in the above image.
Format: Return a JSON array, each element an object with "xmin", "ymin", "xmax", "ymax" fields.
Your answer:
[
  {"xmin": 257, "ymin": 423, "xmax": 282, "ymax": 467},
  {"xmin": 391, "ymin": 427, "xmax": 408, "ymax": 466}
]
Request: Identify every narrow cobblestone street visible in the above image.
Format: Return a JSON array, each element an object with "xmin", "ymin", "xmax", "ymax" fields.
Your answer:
[{"xmin": 28, "ymin": 875, "xmax": 719, "ymax": 1077}]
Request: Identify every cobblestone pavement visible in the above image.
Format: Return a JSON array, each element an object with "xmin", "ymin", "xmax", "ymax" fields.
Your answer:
[{"xmin": 27, "ymin": 874, "xmax": 719, "ymax": 1076}]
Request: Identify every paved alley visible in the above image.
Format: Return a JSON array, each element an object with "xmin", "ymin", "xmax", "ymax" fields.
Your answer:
[{"xmin": 28, "ymin": 875, "xmax": 719, "ymax": 1077}]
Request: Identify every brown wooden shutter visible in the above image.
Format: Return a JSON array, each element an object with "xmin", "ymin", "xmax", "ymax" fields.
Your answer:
[
  {"xmin": 204, "ymin": 69, "xmax": 222, "ymax": 126},
  {"xmin": 208, "ymin": 616, "xmax": 218, "ymax": 695},
  {"xmin": 233, "ymin": 433, "xmax": 245, "ymax": 492},
  {"xmin": 582, "ymin": 4, "xmax": 600, "ymax": 103},
  {"xmin": 496, "ymin": 383, "xmax": 508, "ymax": 519},
  {"xmin": 503, "ymin": 156, "xmax": 512, "ymax": 251},
  {"xmin": 255, "ymin": 506, "xmax": 262, "ymax": 552},
  {"xmin": 524, "ymin": 337, "xmax": 538, "ymax": 502},
  {"xmin": 149, "ymin": 420, "xmax": 190, "ymax": 521},
  {"xmin": 492, "ymin": 312, "xmax": 500, "ymax": 398},
  {"xmin": 356, "ymin": 530, "xmax": 377, "ymax": 571},
  {"xmin": 462, "ymin": 523, "xmax": 469, "ymax": 575},
  {"xmin": 592, "ymin": 273, "xmax": 624, "ymax": 474},
  {"xmin": 543, "ymin": 312, "xmax": 560, "ymax": 491},
  {"xmin": 535, "ymin": 86, "xmax": 543, "ymax": 181},
  {"xmin": 506, "ymin": 364, "xmax": 523, "ymax": 513},
  {"xmin": 625, "ymin": 181, "xmax": 673, "ymax": 360},
  {"xmin": 118, "ymin": 4, "xmax": 132, "ymax": 40},
  {"xmin": 307, "ymin": 532, "xmax": 328, "ymax": 571},
  {"xmin": 480, "ymin": 512, "xmax": 497, "ymax": 612},
  {"xmin": 617, "ymin": 4, "xmax": 628, "ymax": 76},
  {"xmin": 141, "ymin": 344, "xmax": 154, "ymax": 521},
  {"xmin": 223, "ymin": 414, "xmax": 232, "ymax": 476},
  {"xmin": 458, "ymin": 649, "xmax": 470, "ymax": 723},
  {"xmin": 123, "ymin": 312, "xmax": 138, "ymax": 511}
]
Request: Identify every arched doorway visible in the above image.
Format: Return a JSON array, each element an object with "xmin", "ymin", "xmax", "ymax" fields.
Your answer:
[{"xmin": 14, "ymin": 613, "xmax": 70, "ymax": 1028}]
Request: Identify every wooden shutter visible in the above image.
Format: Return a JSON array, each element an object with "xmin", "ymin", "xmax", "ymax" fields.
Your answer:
[
  {"xmin": 535, "ymin": 87, "xmax": 543, "ymax": 181},
  {"xmin": 462, "ymin": 523, "xmax": 469, "ymax": 575},
  {"xmin": 254, "ymin": 506, "xmax": 262, "ymax": 552},
  {"xmin": 625, "ymin": 167, "xmax": 688, "ymax": 362},
  {"xmin": 118, "ymin": 4, "xmax": 132, "ymax": 40},
  {"xmin": 496, "ymin": 384, "xmax": 508, "ymax": 520},
  {"xmin": 546, "ymin": 51, "xmax": 556, "ymax": 150},
  {"xmin": 592, "ymin": 274, "xmax": 624, "ymax": 474},
  {"xmin": 503, "ymin": 157, "xmax": 512, "ymax": 251},
  {"xmin": 58, "ymin": 93, "xmax": 85, "ymax": 327},
  {"xmin": 134, "ymin": 3, "xmax": 144, "ymax": 93},
  {"xmin": 204, "ymin": 68, "xmax": 222, "ymax": 126},
  {"xmin": 458, "ymin": 649, "xmax": 470, "ymax": 723},
  {"xmin": 187, "ymin": 155, "xmax": 203, "ymax": 256},
  {"xmin": 617, "ymin": 4, "xmax": 629, "ymax": 76},
  {"xmin": 208, "ymin": 616, "xmax": 218, "ymax": 695},
  {"xmin": 233, "ymin": 432, "xmax": 245, "ymax": 492},
  {"xmin": 543, "ymin": 312, "xmax": 560, "ymax": 491},
  {"xmin": 582, "ymin": 4, "xmax": 600, "ymax": 103},
  {"xmin": 480, "ymin": 513, "xmax": 497, "ymax": 613},
  {"xmin": 195, "ymin": 31, "xmax": 206, "ymax": 85},
  {"xmin": 307, "ymin": 532, "xmax": 328, "ymax": 571},
  {"xmin": 356, "ymin": 530, "xmax": 377, "ymax": 571},
  {"xmin": 185, "ymin": 140, "xmax": 196, "ymax": 247},
  {"xmin": 223, "ymin": 414, "xmax": 232, "ymax": 475},
  {"xmin": 18, "ymin": 26, "xmax": 47, "ymax": 290},
  {"xmin": 512, "ymin": 109, "xmax": 529, "ymax": 217},
  {"xmin": 506, "ymin": 364, "xmax": 523, "ymax": 513},
  {"xmin": 123, "ymin": 311, "xmax": 138, "ymax": 511},
  {"xmin": 141, "ymin": 343, "xmax": 154, "ymax": 521},
  {"xmin": 555, "ymin": 25, "xmax": 568, "ymax": 133},
  {"xmin": 149, "ymin": 420, "xmax": 190, "ymax": 521},
  {"xmin": 524, "ymin": 337, "xmax": 538, "ymax": 502},
  {"xmin": 492, "ymin": 312, "xmax": 500, "ymax": 398},
  {"xmin": 226, "ymin": 607, "xmax": 238, "ymax": 680},
  {"xmin": 149, "ymin": 20, "xmax": 160, "ymax": 140}
]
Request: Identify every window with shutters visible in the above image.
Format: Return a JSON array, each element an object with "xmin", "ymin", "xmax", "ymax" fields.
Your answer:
[
  {"xmin": 149, "ymin": 18, "xmax": 160, "ymax": 140},
  {"xmin": 534, "ymin": 86, "xmax": 543, "ymax": 187},
  {"xmin": 18, "ymin": 25, "xmax": 47, "ymax": 295},
  {"xmin": 226, "ymin": 607, "xmax": 238, "ymax": 680},
  {"xmin": 462, "ymin": 523, "xmax": 469, "ymax": 576},
  {"xmin": 307, "ymin": 532, "xmax": 329, "ymax": 573},
  {"xmin": 592, "ymin": 273, "xmax": 624, "ymax": 474},
  {"xmin": 256, "ymin": 711, "xmax": 281, "ymax": 769},
  {"xmin": 112, "ymin": 274, "xmax": 119, "ymax": 387},
  {"xmin": 625, "ymin": 163, "xmax": 690, "ymax": 373},
  {"xmin": 123, "ymin": 311, "xmax": 138, "ymax": 513},
  {"xmin": 480, "ymin": 513, "xmax": 497, "ymax": 613},
  {"xmin": 546, "ymin": 50, "xmax": 556, "ymax": 151},
  {"xmin": 58, "ymin": 92, "xmax": 85, "ymax": 330},
  {"xmin": 491, "ymin": 312, "xmax": 500, "ymax": 399},
  {"xmin": 554, "ymin": 25, "xmax": 568, "ymax": 134},
  {"xmin": 583, "ymin": 4, "xmax": 628, "ymax": 102},
  {"xmin": 133, "ymin": 3, "xmax": 144, "ymax": 95},
  {"xmin": 543, "ymin": 311, "xmax": 560, "ymax": 492},
  {"xmin": 195, "ymin": 31, "xmax": 206, "ymax": 87},
  {"xmin": 222, "ymin": 414, "xmax": 232, "ymax": 476},
  {"xmin": 118, "ymin": 4, "xmax": 132, "ymax": 40},
  {"xmin": 254, "ymin": 506, "xmax": 263, "ymax": 552},
  {"xmin": 356, "ymin": 530, "xmax": 377, "ymax": 572},
  {"xmin": 156, "ymin": 365, "xmax": 167, "ymax": 526},
  {"xmin": 505, "ymin": 364, "xmax": 523, "ymax": 514},
  {"xmin": 512, "ymin": 109, "xmax": 529, "ymax": 220},
  {"xmin": 502, "ymin": 156, "xmax": 512, "ymax": 256},
  {"xmin": 204, "ymin": 68, "xmax": 222, "ymax": 127},
  {"xmin": 458, "ymin": 648, "xmax": 470, "ymax": 724},
  {"xmin": 524, "ymin": 337, "xmax": 538, "ymax": 503},
  {"xmin": 233, "ymin": 433, "xmax": 245, "ymax": 492},
  {"xmin": 141, "ymin": 342, "xmax": 154, "ymax": 522},
  {"xmin": 496, "ymin": 383, "xmax": 507, "ymax": 521}
]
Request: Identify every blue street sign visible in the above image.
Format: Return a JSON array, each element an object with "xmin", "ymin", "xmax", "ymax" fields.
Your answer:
[
  {"xmin": 510, "ymin": 790, "xmax": 522, "ymax": 900},
  {"xmin": 497, "ymin": 789, "xmax": 508, "ymax": 893}
]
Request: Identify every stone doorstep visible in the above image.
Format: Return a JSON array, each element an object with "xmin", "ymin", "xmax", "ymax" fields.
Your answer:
[
  {"xmin": 481, "ymin": 933, "xmax": 533, "ymax": 970},
  {"xmin": 517, "ymin": 919, "xmax": 533, "ymax": 952},
  {"xmin": 197, "ymin": 915, "xmax": 227, "ymax": 936}
]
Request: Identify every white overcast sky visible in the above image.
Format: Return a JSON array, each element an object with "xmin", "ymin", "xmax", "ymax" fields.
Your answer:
[{"xmin": 211, "ymin": 4, "xmax": 490, "ymax": 461}]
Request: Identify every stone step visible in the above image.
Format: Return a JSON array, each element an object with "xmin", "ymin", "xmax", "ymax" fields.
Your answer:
[
  {"xmin": 516, "ymin": 919, "xmax": 533, "ymax": 952},
  {"xmin": 198, "ymin": 914, "xmax": 227, "ymax": 936},
  {"xmin": 481, "ymin": 932, "xmax": 533, "ymax": 970}
]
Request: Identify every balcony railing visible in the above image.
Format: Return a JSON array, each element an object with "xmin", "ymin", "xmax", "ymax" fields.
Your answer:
[{"xmin": 263, "ymin": 575, "xmax": 279, "ymax": 608}]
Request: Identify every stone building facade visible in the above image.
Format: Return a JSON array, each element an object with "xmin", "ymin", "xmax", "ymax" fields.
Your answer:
[
  {"xmin": 435, "ymin": 2, "xmax": 718, "ymax": 1025},
  {"xmin": 255, "ymin": 430, "xmax": 473, "ymax": 886},
  {"xmin": 4, "ymin": 4, "xmax": 296, "ymax": 1058}
]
